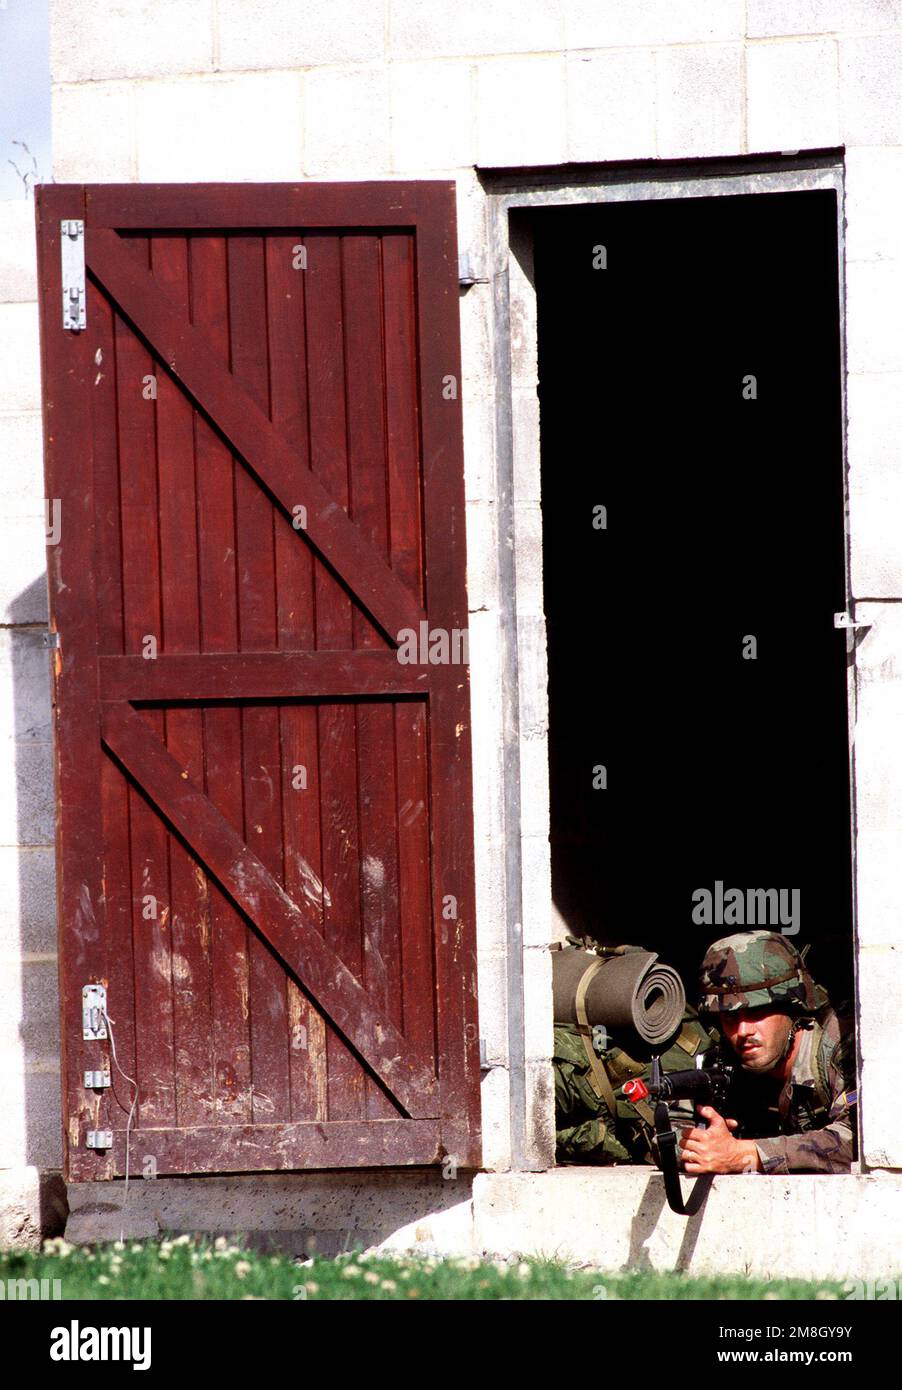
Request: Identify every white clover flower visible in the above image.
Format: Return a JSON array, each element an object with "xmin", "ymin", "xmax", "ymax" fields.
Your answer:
[
  {"xmin": 173, "ymin": 1234, "xmax": 192, "ymax": 1247},
  {"xmin": 380, "ymin": 1280, "xmax": 397, "ymax": 1292},
  {"xmin": 97, "ymin": 1275, "xmax": 110, "ymax": 1285},
  {"xmin": 112, "ymin": 1240, "xmax": 125, "ymax": 1252},
  {"xmin": 234, "ymin": 1261, "xmax": 252, "ymax": 1279},
  {"xmin": 214, "ymin": 1236, "xmax": 228, "ymax": 1252},
  {"xmin": 516, "ymin": 1262, "xmax": 531, "ymax": 1279},
  {"xmin": 342, "ymin": 1265, "xmax": 362, "ymax": 1279},
  {"xmin": 363, "ymin": 1271, "xmax": 380, "ymax": 1285},
  {"xmin": 304, "ymin": 1282, "xmax": 319, "ymax": 1294}
]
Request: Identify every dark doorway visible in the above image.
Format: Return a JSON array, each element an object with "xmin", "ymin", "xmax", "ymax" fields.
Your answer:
[{"xmin": 534, "ymin": 189, "xmax": 853, "ymax": 1006}]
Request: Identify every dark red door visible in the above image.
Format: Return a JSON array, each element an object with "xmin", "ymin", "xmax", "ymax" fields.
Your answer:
[{"xmin": 36, "ymin": 182, "xmax": 480, "ymax": 1180}]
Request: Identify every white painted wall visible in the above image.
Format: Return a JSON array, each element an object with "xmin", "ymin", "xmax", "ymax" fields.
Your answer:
[{"xmin": 2, "ymin": 0, "xmax": 902, "ymax": 1256}]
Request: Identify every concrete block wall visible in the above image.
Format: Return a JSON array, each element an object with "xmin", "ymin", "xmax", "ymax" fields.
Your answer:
[
  {"xmin": 1, "ymin": 0, "xmax": 899, "ymax": 1243},
  {"xmin": 0, "ymin": 196, "xmax": 62, "ymax": 1213}
]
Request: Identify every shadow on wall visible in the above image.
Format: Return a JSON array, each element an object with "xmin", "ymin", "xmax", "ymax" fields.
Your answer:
[{"xmin": 11, "ymin": 570, "xmax": 67, "ymax": 1232}]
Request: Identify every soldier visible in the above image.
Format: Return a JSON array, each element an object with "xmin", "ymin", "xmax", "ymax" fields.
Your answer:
[{"xmin": 677, "ymin": 930, "xmax": 857, "ymax": 1175}]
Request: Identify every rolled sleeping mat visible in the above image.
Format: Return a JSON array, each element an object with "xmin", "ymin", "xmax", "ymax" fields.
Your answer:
[{"xmin": 552, "ymin": 945, "xmax": 686, "ymax": 1047}]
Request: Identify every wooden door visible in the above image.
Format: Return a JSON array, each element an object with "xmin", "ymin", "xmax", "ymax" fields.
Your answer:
[{"xmin": 35, "ymin": 182, "xmax": 480, "ymax": 1180}]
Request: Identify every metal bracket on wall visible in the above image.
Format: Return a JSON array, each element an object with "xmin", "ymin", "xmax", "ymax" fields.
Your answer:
[
  {"xmin": 61, "ymin": 219, "xmax": 86, "ymax": 331},
  {"xmin": 834, "ymin": 611, "xmax": 871, "ymax": 631},
  {"xmin": 86, "ymin": 1130, "xmax": 113, "ymax": 1150}
]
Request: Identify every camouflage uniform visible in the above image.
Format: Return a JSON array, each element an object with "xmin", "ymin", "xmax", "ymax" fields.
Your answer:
[{"xmin": 699, "ymin": 930, "xmax": 857, "ymax": 1175}]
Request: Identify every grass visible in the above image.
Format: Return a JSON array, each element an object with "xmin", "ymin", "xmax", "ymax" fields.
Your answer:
[{"xmin": 0, "ymin": 1238, "xmax": 864, "ymax": 1301}]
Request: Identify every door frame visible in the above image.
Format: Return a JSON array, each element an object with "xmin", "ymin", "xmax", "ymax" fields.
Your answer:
[{"xmin": 480, "ymin": 152, "xmax": 855, "ymax": 1173}]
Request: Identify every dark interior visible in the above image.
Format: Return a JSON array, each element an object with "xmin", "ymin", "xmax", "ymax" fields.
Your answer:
[{"xmin": 533, "ymin": 189, "xmax": 854, "ymax": 1008}]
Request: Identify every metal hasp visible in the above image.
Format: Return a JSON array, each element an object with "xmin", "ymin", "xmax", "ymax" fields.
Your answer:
[
  {"xmin": 82, "ymin": 983, "xmax": 107, "ymax": 1039},
  {"xmin": 86, "ymin": 1130, "xmax": 113, "ymax": 1150},
  {"xmin": 834, "ymin": 611, "xmax": 870, "ymax": 631},
  {"xmin": 61, "ymin": 219, "xmax": 86, "ymax": 331}
]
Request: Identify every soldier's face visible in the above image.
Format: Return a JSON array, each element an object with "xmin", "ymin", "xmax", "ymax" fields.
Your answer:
[{"xmin": 721, "ymin": 1006, "xmax": 793, "ymax": 1073}]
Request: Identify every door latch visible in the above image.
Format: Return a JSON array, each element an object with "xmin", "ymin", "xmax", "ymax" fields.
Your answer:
[
  {"xmin": 61, "ymin": 219, "xmax": 86, "ymax": 331},
  {"xmin": 82, "ymin": 983, "xmax": 107, "ymax": 1039}
]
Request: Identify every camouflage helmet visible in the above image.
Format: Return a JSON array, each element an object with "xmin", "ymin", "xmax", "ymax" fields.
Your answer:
[{"xmin": 699, "ymin": 930, "xmax": 828, "ymax": 1014}]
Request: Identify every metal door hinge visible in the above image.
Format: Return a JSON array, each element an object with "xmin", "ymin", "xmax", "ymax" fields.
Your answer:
[
  {"xmin": 84, "ymin": 1069, "xmax": 111, "ymax": 1090},
  {"xmin": 82, "ymin": 983, "xmax": 107, "ymax": 1039},
  {"xmin": 61, "ymin": 219, "xmax": 86, "ymax": 331},
  {"xmin": 86, "ymin": 1130, "xmax": 113, "ymax": 1150},
  {"xmin": 42, "ymin": 630, "xmax": 60, "ymax": 649}
]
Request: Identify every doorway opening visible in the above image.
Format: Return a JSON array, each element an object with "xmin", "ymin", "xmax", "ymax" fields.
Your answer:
[{"xmin": 532, "ymin": 188, "xmax": 854, "ymax": 1022}]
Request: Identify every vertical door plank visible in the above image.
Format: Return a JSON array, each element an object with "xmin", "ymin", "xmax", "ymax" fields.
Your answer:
[
  {"xmin": 151, "ymin": 235, "xmax": 215, "ymax": 1129},
  {"xmin": 115, "ymin": 235, "xmax": 176, "ymax": 1130},
  {"xmin": 305, "ymin": 234, "xmax": 364, "ymax": 1121},
  {"xmin": 190, "ymin": 233, "xmax": 253, "ymax": 1124},
  {"xmin": 228, "ymin": 234, "xmax": 291, "ymax": 1126},
  {"xmin": 382, "ymin": 233, "xmax": 435, "ymax": 1057},
  {"xmin": 265, "ymin": 233, "xmax": 328, "ymax": 1122}
]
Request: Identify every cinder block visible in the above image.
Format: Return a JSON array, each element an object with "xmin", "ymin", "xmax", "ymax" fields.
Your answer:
[
  {"xmin": 474, "ymin": 1169, "xmax": 902, "ymax": 1276},
  {"xmin": 218, "ymin": 0, "xmax": 386, "ymax": 72},
  {"xmin": 0, "ymin": 846, "xmax": 57, "ymax": 956},
  {"xmin": 523, "ymin": 1058, "xmax": 556, "ymax": 1168},
  {"xmin": 465, "ymin": 500, "xmax": 498, "ymax": 611},
  {"xmin": 747, "ymin": 40, "xmax": 840, "ymax": 152},
  {"xmin": 468, "ymin": 609, "xmax": 506, "ymax": 838},
  {"xmin": 748, "ymin": 1, "xmax": 902, "ymax": 40},
  {"xmin": 566, "ymin": 50, "xmax": 656, "ymax": 162},
  {"xmin": 0, "ymin": 413, "xmax": 45, "ymax": 509},
  {"xmin": 0, "ymin": 740, "xmax": 55, "ymax": 847},
  {"xmin": 463, "ymin": 396, "xmax": 496, "ymax": 506},
  {"xmin": 566, "ymin": 0, "xmax": 744, "ymax": 49},
  {"xmin": 850, "ymin": 603, "xmax": 902, "ymax": 833},
  {"xmin": 476, "ymin": 57, "xmax": 567, "ymax": 168},
  {"xmin": 136, "ymin": 74, "xmax": 303, "ymax": 182},
  {"xmin": 516, "ymin": 615, "xmax": 549, "ymax": 738},
  {"xmin": 0, "ymin": 304, "xmax": 41, "ymax": 414},
  {"xmin": 847, "ymin": 371, "xmax": 902, "ymax": 486},
  {"xmin": 840, "ymin": 34, "xmax": 902, "ymax": 145},
  {"xmin": 51, "ymin": 0, "xmax": 214, "ymax": 83},
  {"xmin": 389, "ymin": 0, "xmax": 565, "ymax": 61},
  {"xmin": 520, "ymin": 833, "xmax": 553, "ymax": 950},
  {"xmin": 849, "ymin": 481, "xmax": 902, "ymax": 595},
  {"xmin": 511, "ymin": 391, "xmax": 541, "ymax": 512},
  {"xmin": 477, "ymin": 948, "xmax": 510, "ymax": 1063},
  {"xmin": 0, "ymin": 201, "xmax": 38, "ymax": 304},
  {"xmin": 656, "ymin": 43, "xmax": 743, "ymax": 159},
  {"xmin": 390, "ymin": 61, "xmax": 476, "ymax": 171},
  {"xmin": 0, "ymin": 630, "xmax": 54, "ymax": 743},
  {"xmin": 522, "ymin": 943, "xmax": 553, "ymax": 1062},
  {"xmin": 0, "ymin": 1069, "xmax": 61, "ymax": 1169},
  {"xmin": 459, "ymin": 282, "xmax": 494, "ymax": 395},
  {"xmin": 304, "ymin": 67, "xmax": 391, "ymax": 176},
  {"xmin": 0, "ymin": 519, "xmax": 49, "ymax": 625},
  {"xmin": 857, "ymin": 943, "xmax": 902, "ymax": 1166},
  {"xmin": 512, "ymin": 501, "xmax": 544, "ymax": 616},
  {"xmin": 472, "ymin": 833, "xmax": 508, "ymax": 955},
  {"xmin": 52, "ymin": 81, "xmax": 134, "ymax": 183},
  {"xmin": 477, "ymin": 1059, "xmax": 511, "ymax": 1172},
  {"xmin": 846, "ymin": 261, "xmax": 902, "ymax": 373},
  {"xmin": 845, "ymin": 148, "xmax": 902, "ymax": 263},
  {"xmin": 518, "ymin": 725, "xmax": 550, "ymax": 839},
  {"xmin": 854, "ymin": 831, "xmax": 902, "ymax": 949},
  {"xmin": 0, "ymin": 959, "xmax": 59, "ymax": 1060}
]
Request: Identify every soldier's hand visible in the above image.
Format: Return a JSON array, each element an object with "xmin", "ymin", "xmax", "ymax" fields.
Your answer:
[{"xmin": 678, "ymin": 1106, "xmax": 761, "ymax": 1175}]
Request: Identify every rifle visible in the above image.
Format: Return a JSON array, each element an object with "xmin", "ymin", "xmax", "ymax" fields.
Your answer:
[{"xmin": 623, "ymin": 1053, "xmax": 735, "ymax": 1215}]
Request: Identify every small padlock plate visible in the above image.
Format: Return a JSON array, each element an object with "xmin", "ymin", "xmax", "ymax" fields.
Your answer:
[{"xmin": 82, "ymin": 983, "xmax": 107, "ymax": 1039}]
